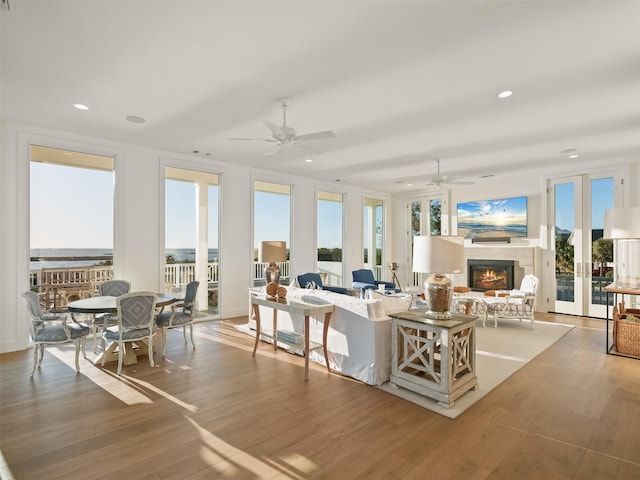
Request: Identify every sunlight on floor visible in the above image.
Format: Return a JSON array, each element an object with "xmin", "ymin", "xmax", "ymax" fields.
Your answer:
[{"xmin": 186, "ymin": 417, "xmax": 317, "ymax": 479}]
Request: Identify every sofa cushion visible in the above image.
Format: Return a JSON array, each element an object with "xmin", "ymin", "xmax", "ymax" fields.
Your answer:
[{"xmin": 366, "ymin": 289, "xmax": 412, "ymax": 315}]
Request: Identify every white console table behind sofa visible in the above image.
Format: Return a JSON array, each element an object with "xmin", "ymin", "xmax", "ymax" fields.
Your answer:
[{"xmin": 248, "ymin": 286, "xmax": 411, "ymax": 385}]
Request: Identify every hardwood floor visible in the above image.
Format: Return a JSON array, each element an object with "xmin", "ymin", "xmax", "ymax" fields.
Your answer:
[{"xmin": 1, "ymin": 313, "xmax": 639, "ymax": 479}]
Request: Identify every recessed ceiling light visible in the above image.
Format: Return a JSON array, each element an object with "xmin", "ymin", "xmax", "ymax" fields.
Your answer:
[
  {"xmin": 479, "ymin": 174, "xmax": 495, "ymax": 178},
  {"xmin": 569, "ymin": 154, "xmax": 579, "ymax": 159},
  {"xmin": 305, "ymin": 158, "xmax": 313, "ymax": 163},
  {"xmin": 406, "ymin": 183, "xmax": 413, "ymax": 187},
  {"xmin": 73, "ymin": 103, "xmax": 89, "ymax": 110},
  {"xmin": 126, "ymin": 115, "xmax": 146, "ymax": 124},
  {"xmin": 498, "ymin": 90, "xmax": 513, "ymax": 98}
]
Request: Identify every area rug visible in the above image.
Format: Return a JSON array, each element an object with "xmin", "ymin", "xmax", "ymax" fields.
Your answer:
[{"xmin": 377, "ymin": 319, "xmax": 574, "ymax": 419}]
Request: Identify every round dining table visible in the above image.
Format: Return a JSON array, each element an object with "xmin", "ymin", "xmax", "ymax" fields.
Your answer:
[
  {"xmin": 67, "ymin": 293, "xmax": 177, "ymax": 314},
  {"xmin": 67, "ymin": 293, "xmax": 177, "ymax": 366}
]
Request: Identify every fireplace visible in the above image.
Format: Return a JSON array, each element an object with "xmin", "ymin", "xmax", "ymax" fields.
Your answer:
[{"xmin": 468, "ymin": 259, "xmax": 515, "ymax": 292}]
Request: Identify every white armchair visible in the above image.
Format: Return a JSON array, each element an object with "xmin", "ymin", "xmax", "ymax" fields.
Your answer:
[{"xmin": 482, "ymin": 274, "xmax": 539, "ymax": 329}]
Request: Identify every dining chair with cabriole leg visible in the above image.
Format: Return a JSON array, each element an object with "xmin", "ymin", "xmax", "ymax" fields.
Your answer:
[{"xmin": 155, "ymin": 280, "xmax": 199, "ymax": 356}]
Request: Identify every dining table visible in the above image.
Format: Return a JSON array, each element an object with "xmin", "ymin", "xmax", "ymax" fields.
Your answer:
[{"xmin": 67, "ymin": 293, "xmax": 177, "ymax": 366}]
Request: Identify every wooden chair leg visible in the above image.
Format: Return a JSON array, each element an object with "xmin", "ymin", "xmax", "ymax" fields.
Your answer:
[
  {"xmin": 117, "ymin": 342, "xmax": 123, "ymax": 375},
  {"xmin": 148, "ymin": 337, "xmax": 155, "ymax": 368},
  {"xmin": 31, "ymin": 347, "xmax": 38, "ymax": 377},
  {"xmin": 74, "ymin": 339, "xmax": 81, "ymax": 373},
  {"xmin": 189, "ymin": 324, "xmax": 195, "ymax": 349}
]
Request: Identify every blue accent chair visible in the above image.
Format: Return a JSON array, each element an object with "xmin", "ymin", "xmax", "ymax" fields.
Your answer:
[
  {"xmin": 352, "ymin": 269, "xmax": 399, "ymax": 294},
  {"xmin": 296, "ymin": 272, "xmax": 348, "ymax": 295}
]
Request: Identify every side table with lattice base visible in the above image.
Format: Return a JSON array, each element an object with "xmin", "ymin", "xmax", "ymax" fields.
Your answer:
[{"xmin": 390, "ymin": 310, "xmax": 478, "ymax": 408}]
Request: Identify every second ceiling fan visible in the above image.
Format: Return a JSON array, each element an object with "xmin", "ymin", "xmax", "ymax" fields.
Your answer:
[
  {"xmin": 230, "ymin": 97, "xmax": 336, "ymax": 156},
  {"xmin": 427, "ymin": 159, "xmax": 474, "ymax": 186}
]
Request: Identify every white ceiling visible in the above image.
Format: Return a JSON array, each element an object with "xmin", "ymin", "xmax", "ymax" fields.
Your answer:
[{"xmin": 2, "ymin": 1, "xmax": 639, "ymax": 193}]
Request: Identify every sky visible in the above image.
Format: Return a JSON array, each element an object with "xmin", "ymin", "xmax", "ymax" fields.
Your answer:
[
  {"xmin": 31, "ymin": 162, "xmax": 615, "ymax": 250},
  {"xmin": 30, "ymin": 162, "xmax": 340, "ymax": 250},
  {"xmin": 457, "ymin": 196, "xmax": 527, "ymax": 226}
]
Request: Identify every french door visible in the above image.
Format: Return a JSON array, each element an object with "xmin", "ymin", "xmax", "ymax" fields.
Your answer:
[{"xmin": 549, "ymin": 171, "xmax": 619, "ymax": 318}]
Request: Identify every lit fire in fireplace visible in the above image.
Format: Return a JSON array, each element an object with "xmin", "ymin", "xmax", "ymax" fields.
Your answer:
[{"xmin": 473, "ymin": 268, "xmax": 508, "ymax": 289}]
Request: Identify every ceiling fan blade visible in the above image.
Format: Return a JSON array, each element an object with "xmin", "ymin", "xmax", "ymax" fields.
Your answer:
[
  {"xmin": 446, "ymin": 180, "xmax": 475, "ymax": 185},
  {"xmin": 292, "ymin": 142, "xmax": 322, "ymax": 154},
  {"xmin": 293, "ymin": 130, "xmax": 336, "ymax": 142},
  {"xmin": 229, "ymin": 137, "xmax": 275, "ymax": 141},
  {"xmin": 263, "ymin": 144, "xmax": 282, "ymax": 156},
  {"xmin": 263, "ymin": 120, "xmax": 285, "ymax": 140}
]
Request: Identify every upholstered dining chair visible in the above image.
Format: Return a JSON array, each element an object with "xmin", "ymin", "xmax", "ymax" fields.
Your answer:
[
  {"xmin": 22, "ymin": 291, "xmax": 90, "ymax": 377},
  {"xmin": 482, "ymin": 274, "xmax": 539, "ymax": 329},
  {"xmin": 101, "ymin": 291, "xmax": 157, "ymax": 375},
  {"xmin": 91, "ymin": 279, "xmax": 131, "ymax": 353},
  {"xmin": 352, "ymin": 269, "xmax": 399, "ymax": 295},
  {"xmin": 155, "ymin": 280, "xmax": 199, "ymax": 356}
]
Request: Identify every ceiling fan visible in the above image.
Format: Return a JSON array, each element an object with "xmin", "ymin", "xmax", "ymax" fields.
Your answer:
[
  {"xmin": 427, "ymin": 159, "xmax": 474, "ymax": 186},
  {"xmin": 230, "ymin": 97, "xmax": 336, "ymax": 156}
]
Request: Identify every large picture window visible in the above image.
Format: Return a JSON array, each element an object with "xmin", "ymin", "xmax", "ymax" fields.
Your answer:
[
  {"xmin": 30, "ymin": 145, "xmax": 114, "ymax": 309},
  {"xmin": 253, "ymin": 181, "xmax": 291, "ymax": 285},
  {"xmin": 317, "ymin": 191, "xmax": 344, "ymax": 286}
]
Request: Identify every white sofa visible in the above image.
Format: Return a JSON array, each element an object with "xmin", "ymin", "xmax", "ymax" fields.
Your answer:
[{"xmin": 248, "ymin": 286, "xmax": 412, "ymax": 385}]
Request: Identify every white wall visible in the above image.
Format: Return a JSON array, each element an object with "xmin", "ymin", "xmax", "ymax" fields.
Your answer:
[{"xmin": 0, "ymin": 121, "xmax": 389, "ymax": 354}]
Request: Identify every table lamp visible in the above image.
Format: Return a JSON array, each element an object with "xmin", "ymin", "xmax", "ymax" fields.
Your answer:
[
  {"xmin": 412, "ymin": 235, "xmax": 465, "ymax": 318},
  {"xmin": 259, "ymin": 241, "xmax": 287, "ymax": 285},
  {"xmin": 604, "ymin": 207, "xmax": 640, "ymax": 287}
]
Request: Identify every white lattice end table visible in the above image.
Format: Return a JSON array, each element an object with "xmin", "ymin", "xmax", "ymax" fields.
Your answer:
[{"xmin": 390, "ymin": 310, "xmax": 478, "ymax": 408}]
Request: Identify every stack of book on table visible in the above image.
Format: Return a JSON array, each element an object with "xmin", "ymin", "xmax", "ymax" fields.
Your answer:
[{"xmin": 276, "ymin": 329, "xmax": 304, "ymax": 346}]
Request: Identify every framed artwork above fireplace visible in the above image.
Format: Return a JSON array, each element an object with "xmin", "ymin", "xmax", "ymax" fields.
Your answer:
[{"xmin": 457, "ymin": 196, "xmax": 527, "ymax": 239}]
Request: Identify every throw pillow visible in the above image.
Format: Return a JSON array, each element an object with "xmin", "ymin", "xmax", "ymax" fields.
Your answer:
[{"xmin": 305, "ymin": 281, "xmax": 320, "ymax": 290}]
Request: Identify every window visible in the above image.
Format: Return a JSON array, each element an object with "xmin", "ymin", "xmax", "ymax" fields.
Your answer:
[
  {"xmin": 30, "ymin": 145, "xmax": 114, "ymax": 308},
  {"xmin": 363, "ymin": 197, "xmax": 384, "ymax": 280},
  {"xmin": 165, "ymin": 167, "xmax": 219, "ymax": 315},
  {"xmin": 317, "ymin": 191, "xmax": 344, "ymax": 286},
  {"xmin": 253, "ymin": 181, "xmax": 291, "ymax": 286}
]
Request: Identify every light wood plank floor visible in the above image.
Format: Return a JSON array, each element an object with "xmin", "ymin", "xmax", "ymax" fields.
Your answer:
[{"xmin": 1, "ymin": 313, "xmax": 639, "ymax": 480}]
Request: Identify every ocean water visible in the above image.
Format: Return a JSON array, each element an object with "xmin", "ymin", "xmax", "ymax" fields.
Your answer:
[
  {"xmin": 457, "ymin": 223, "xmax": 528, "ymax": 238},
  {"xmin": 30, "ymin": 248, "xmax": 219, "ymax": 270}
]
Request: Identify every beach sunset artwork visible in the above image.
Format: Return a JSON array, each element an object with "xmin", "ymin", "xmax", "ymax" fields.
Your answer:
[{"xmin": 457, "ymin": 196, "xmax": 527, "ymax": 239}]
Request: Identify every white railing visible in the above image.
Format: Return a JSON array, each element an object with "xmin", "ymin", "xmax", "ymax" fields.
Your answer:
[
  {"xmin": 253, "ymin": 261, "xmax": 290, "ymax": 282},
  {"xmin": 30, "ymin": 260, "xmax": 290, "ymax": 290}
]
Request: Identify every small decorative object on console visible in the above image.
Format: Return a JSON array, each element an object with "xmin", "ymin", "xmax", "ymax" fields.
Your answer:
[{"xmin": 266, "ymin": 282, "xmax": 278, "ymax": 297}]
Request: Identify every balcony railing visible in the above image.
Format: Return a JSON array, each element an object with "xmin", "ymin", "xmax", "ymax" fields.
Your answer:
[{"xmin": 30, "ymin": 261, "xmax": 290, "ymax": 293}]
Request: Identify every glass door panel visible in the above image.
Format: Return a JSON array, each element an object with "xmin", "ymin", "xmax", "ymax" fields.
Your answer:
[{"xmin": 549, "ymin": 173, "xmax": 616, "ymax": 318}]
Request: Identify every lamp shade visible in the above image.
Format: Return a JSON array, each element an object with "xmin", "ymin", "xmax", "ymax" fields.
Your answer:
[
  {"xmin": 259, "ymin": 241, "xmax": 287, "ymax": 262},
  {"xmin": 604, "ymin": 208, "xmax": 640, "ymax": 239},
  {"xmin": 412, "ymin": 236, "xmax": 465, "ymax": 274}
]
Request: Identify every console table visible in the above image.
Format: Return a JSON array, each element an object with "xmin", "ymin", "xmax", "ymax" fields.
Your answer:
[
  {"xmin": 251, "ymin": 294, "xmax": 334, "ymax": 380},
  {"xmin": 390, "ymin": 310, "xmax": 478, "ymax": 408}
]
